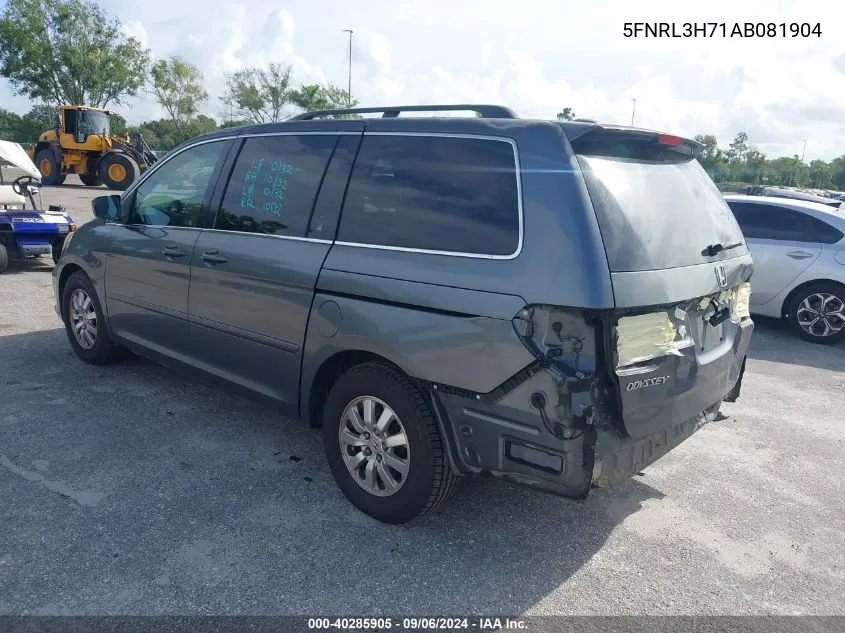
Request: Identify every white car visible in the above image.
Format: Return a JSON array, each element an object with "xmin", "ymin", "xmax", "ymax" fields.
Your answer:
[{"xmin": 723, "ymin": 194, "xmax": 845, "ymax": 344}]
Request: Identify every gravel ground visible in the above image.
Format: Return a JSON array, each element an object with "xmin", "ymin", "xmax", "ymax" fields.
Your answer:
[{"xmin": 1, "ymin": 178, "xmax": 844, "ymax": 616}]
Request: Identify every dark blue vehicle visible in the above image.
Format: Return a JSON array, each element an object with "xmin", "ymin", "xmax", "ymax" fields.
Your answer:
[
  {"xmin": 54, "ymin": 105, "xmax": 754, "ymax": 524},
  {"xmin": 0, "ymin": 140, "xmax": 76, "ymax": 273}
]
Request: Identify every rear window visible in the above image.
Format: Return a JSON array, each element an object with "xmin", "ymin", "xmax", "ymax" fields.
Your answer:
[
  {"xmin": 572, "ymin": 131, "xmax": 747, "ymax": 272},
  {"xmin": 813, "ymin": 217, "xmax": 845, "ymax": 244},
  {"xmin": 727, "ymin": 200, "xmax": 845, "ymax": 244},
  {"xmin": 727, "ymin": 201, "xmax": 813, "ymax": 242},
  {"xmin": 337, "ymin": 134, "xmax": 520, "ymax": 256},
  {"xmin": 215, "ymin": 134, "xmax": 338, "ymax": 237}
]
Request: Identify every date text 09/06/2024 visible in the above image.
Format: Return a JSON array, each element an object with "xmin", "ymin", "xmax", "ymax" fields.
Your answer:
[{"xmin": 623, "ymin": 22, "xmax": 822, "ymax": 38}]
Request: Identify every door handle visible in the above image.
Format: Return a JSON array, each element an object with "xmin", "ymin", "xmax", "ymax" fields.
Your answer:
[
  {"xmin": 201, "ymin": 250, "xmax": 228, "ymax": 264},
  {"xmin": 162, "ymin": 246, "xmax": 187, "ymax": 258},
  {"xmin": 786, "ymin": 251, "xmax": 814, "ymax": 260}
]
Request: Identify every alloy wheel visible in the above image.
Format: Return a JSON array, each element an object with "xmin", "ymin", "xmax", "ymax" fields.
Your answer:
[
  {"xmin": 796, "ymin": 292, "xmax": 845, "ymax": 338},
  {"xmin": 338, "ymin": 395, "xmax": 410, "ymax": 497},
  {"xmin": 68, "ymin": 288, "xmax": 98, "ymax": 350}
]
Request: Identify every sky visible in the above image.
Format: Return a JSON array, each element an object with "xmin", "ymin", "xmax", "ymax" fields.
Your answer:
[{"xmin": 2, "ymin": 0, "xmax": 844, "ymax": 161}]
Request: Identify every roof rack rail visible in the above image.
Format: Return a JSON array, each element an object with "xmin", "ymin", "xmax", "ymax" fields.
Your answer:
[{"xmin": 288, "ymin": 104, "xmax": 519, "ymax": 121}]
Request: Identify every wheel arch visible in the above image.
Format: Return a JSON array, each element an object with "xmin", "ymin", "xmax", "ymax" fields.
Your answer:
[
  {"xmin": 306, "ymin": 349, "xmax": 403, "ymax": 428},
  {"xmin": 35, "ymin": 140, "xmax": 60, "ymax": 155},
  {"xmin": 57, "ymin": 263, "xmax": 84, "ymax": 319},
  {"xmin": 781, "ymin": 278, "xmax": 845, "ymax": 318}
]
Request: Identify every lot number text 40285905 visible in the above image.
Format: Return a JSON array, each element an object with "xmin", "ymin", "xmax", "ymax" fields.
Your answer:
[{"xmin": 623, "ymin": 22, "xmax": 822, "ymax": 38}]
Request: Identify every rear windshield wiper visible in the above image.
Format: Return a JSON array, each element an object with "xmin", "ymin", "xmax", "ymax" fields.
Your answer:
[{"xmin": 702, "ymin": 241, "xmax": 744, "ymax": 257}]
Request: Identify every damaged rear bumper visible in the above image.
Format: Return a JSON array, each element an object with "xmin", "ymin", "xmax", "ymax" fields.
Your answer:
[
  {"xmin": 591, "ymin": 412, "xmax": 710, "ymax": 488},
  {"xmin": 426, "ymin": 318, "xmax": 752, "ymax": 499}
]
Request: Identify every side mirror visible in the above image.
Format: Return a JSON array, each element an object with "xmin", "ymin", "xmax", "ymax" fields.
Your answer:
[{"xmin": 92, "ymin": 194, "xmax": 121, "ymax": 220}]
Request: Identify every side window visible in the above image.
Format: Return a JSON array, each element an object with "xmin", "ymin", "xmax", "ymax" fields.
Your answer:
[
  {"xmin": 727, "ymin": 202, "xmax": 813, "ymax": 242},
  {"xmin": 215, "ymin": 135, "xmax": 338, "ymax": 237},
  {"xmin": 810, "ymin": 217, "xmax": 844, "ymax": 244},
  {"xmin": 337, "ymin": 134, "xmax": 520, "ymax": 256},
  {"xmin": 130, "ymin": 141, "xmax": 227, "ymax": 228}
]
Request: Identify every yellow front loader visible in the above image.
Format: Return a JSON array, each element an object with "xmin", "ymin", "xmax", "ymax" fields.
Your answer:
[{"xmin": 26, "ymin": 105, "xmax": 157, "ymax": 190}]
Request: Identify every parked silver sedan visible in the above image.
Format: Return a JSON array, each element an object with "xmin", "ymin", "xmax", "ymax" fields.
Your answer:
[{"xmin": 724, "ymin": 194, "xmax": 845, "ymax": 344}]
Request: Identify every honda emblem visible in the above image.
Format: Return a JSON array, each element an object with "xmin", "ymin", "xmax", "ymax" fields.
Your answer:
[{"xmin": 714, "ymin": 265, "xmax": 728, "ymax": 288}]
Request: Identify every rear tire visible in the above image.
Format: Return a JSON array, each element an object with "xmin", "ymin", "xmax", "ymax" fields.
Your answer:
[
  {"xmin": 35, "ymin": 149, "xmax": 64, "ymax": 186},
  {"xmin": 786, "ymin": 282, "xmax": 845, "ymax": 345},
  {"xmin": 79, "ymin": 173, "xmax": 103, "ymax": 187},
  {"xmin": 99, "ymin": 152, "xmax": 139, "ymax": 190},
  {"xmin": 61, "ymin": 270, "xmax": 120, "ymax": 364},
  {"xmin": 0, "ymin": 243, "xmax": 8, "ymax": 273},
  {"xmin": 322, "ymin": 362, "xmax": 458, "ymax": 524}
]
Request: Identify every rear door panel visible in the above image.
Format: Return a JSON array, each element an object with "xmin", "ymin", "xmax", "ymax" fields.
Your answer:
[
  {"xmin": 744, "ymin": 239, "xmax": 820, "ymax": 305},
  {"xmin": 186, "ymin": 133, "xmax": 361, "ymax": 411},
  {"xmin": 724, "ymin": 200, "xmax": 823, "ymax": 306}
]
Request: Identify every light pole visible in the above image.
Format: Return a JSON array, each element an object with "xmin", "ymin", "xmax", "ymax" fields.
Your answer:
[
  {"xmin": 630, "ymin": 98, "xmax": 637, "ymax": 126},
  {"xmin": 801, "ymin": 139, "xmax": 807, "ymax": 162},
  {"xmin": 342, "ymin": 29, "xmax": 353, "ymax": 107}
]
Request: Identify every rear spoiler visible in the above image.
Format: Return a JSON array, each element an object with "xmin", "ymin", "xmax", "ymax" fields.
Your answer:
[{"xmin": 558, "ymin": 122, "xmax": 703, "ymax": 161}]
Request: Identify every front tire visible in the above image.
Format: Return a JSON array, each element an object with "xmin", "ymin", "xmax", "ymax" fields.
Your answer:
[
  {"xmin": 0, "ymin": 243, "xmax": 8, "ymax": 273},
  {"xmin": 99, "ymin": 152, "xmax": 139, "ymax": 190},
  {"xmin": 322, "ymin": 362, "xmax": 458, "ymax": 524},
  {"xmin": 61, "ymin": 271, "xmax": 120, "ymax": 364},
  {"xmin": 786, "ymin": 282, "xmax": 845, "ymax": 344}
]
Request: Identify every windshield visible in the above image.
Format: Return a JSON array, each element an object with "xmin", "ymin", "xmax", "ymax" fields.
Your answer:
[
  {"xmin": 78, "ymin": 110, "xmax": 110, "ymax": 137},
  {"xmin": 577, "ymin": 154, "xmax": 748, "ymax": 272}
]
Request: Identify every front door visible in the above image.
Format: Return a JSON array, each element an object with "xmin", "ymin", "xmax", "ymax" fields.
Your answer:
[
  {"xmin": 105, "ymin": 139, "xmax": 231, "ymax": 360},
  {"xmin": 187, "ymin": 132, "xmax": 358, "ymax": 410}
]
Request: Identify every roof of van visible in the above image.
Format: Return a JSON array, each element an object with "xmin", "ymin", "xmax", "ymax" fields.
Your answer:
[{"xmin": 191, "ymin": 104, "xmax": 697, "ymax": 147}]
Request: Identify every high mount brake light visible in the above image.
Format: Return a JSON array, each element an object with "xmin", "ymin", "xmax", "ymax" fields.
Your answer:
[{"xmin": 657, "ymin": 134, "xmax": 683, "ymax": 146}]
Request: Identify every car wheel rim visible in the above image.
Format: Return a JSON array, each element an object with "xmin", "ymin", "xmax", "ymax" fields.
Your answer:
[
  {"xmin": 68, "ymin": 288, "xmax": 98, "ymax": 350},
  {"xmin": 339, "ymin": 395, "xmax": 410, "ymax": 498},
  {"xmin": 796, "ymin": 292, "xmax": 845, "ymax": 337},
  {"xmin": 108, "ymin": 163, "xmax": 126, "ymax": 182}
]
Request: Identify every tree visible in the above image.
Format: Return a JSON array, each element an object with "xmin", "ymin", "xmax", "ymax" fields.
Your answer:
[
  {"xmin": 0, "ymin": 108, "xmax": 23, "ymax": 141},
  {"xmin": 741, "ymin": 148, "xmax": 768, "ymax": 184},
  {"xmin": 186, "ymin": 114, "xmax": 217, "ymax": 138},
  {"xmin": 218, "ymin": 118, "xmax": 253, "ymax": 129},
  {"xmin": 317, "ymin": 83, "xmax": 356, "ymax": 110},
  {"xmin": 127, "ymin": 114, "xmax": 218, "ymax": 152},
  {"xmin": 725, "ymin": 131, "xmax": 749, "ymax": 163},
  {"xmin": 111, "ymin": 113, "xmax": 127, "ymax": 136},
  {"xmin": 830, "ymin": 155, "xmax": 845, "ymax": 190},
  {"xmin": 0, "ymin": 107, "xmax": 49, "ymax": 143},
  {"xmin": 0, "ymin": 0, "xmax": 150, "ymax": 107},
  {"xmin": 28, "ymin": 104, "xmax": 58, "ymax": 128},
  {"xmin": 150, "ymin": 56, "xmax": 208, "ymax": 132},
  {"xmin": 809, "ymin": 159, "xmax": 833, "ymax": 189},
  {"xmin": 693, "ymin": 134, "xmax": 721, "ymax": 167},
  {"xmin": 556, "ymin": 107, "xmax": 576, "ymax": 121},
  {"xmin": 290, "ymin": 83, "xmax": 356, "ymax": 113},
  {"xmin": 220, "ymin": 63, "xmax": 294, "ymax": 124},
  {"xmin": 769, "ymin": 156, "xmax": 809, "ymax": 187}
]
